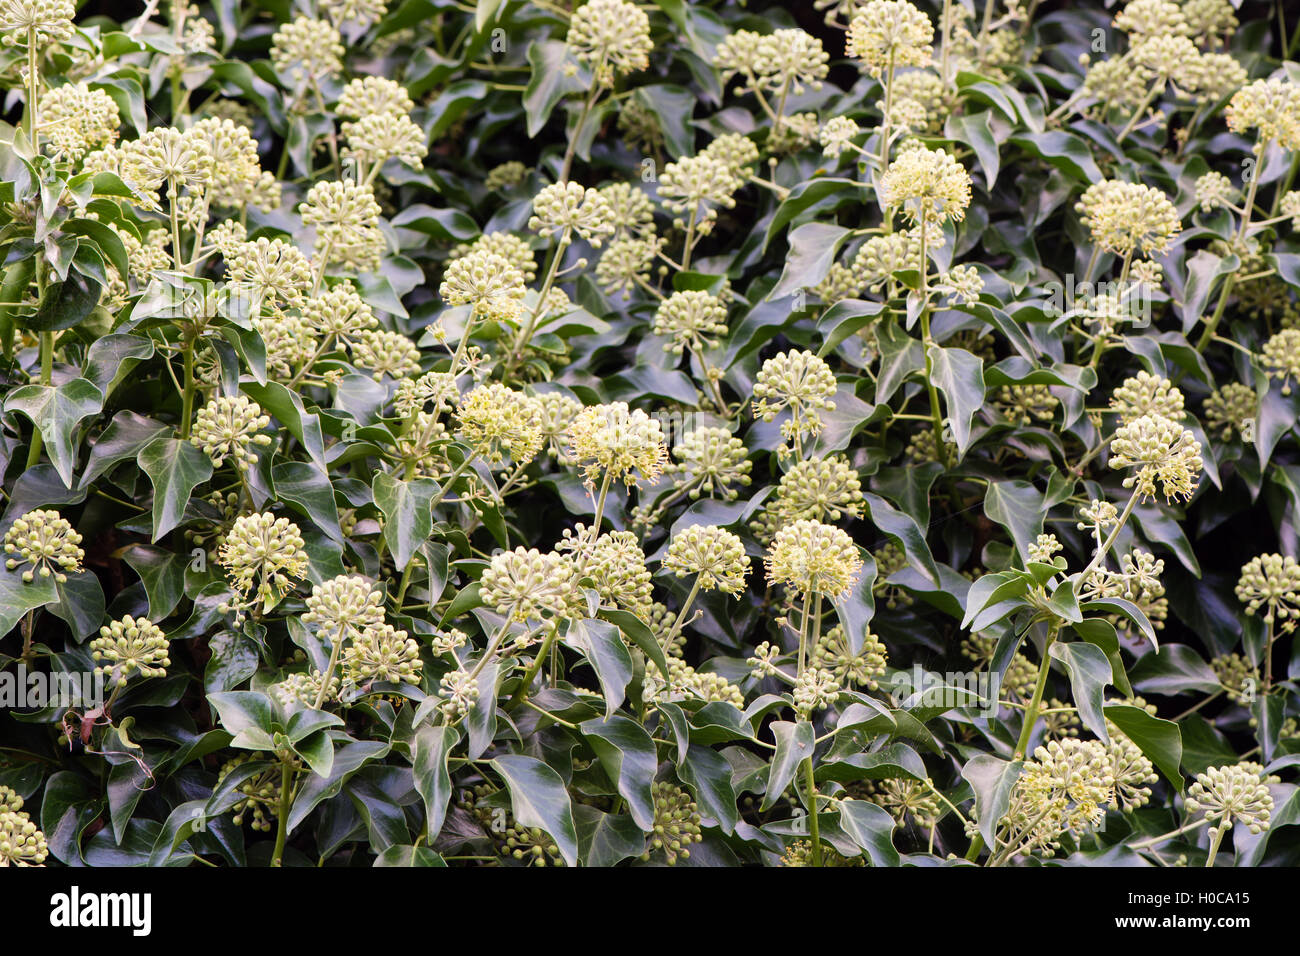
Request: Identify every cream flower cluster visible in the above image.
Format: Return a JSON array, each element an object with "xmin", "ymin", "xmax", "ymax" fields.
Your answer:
[{"xmin": 4, "ymin": 509, "xmax": 83, "ymax": 583}]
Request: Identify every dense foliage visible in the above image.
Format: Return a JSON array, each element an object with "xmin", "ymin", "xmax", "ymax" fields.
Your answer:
[{"xmin": 0, "ymin": 0, "xmax": 1299, "ymax": 869}]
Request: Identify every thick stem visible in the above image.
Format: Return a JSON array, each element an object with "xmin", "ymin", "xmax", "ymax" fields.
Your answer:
[
  {"xmin": 878, "ymin": 53, "xmax": 896, "ymax": 199},
  {"xmin": 25, "ymin": 34, "xmax": 39, "ymax": 151},
  {"xmin": 917, "ymin": 223, "xmax": 951, "ymax": 468},
  {"xmin": 801, "ymin": 755, "xmax": 822, "ymax": 867},
  {"xmin": 271, "ymin": 759, "xmax": 295, "ymax": 867},
  {"xmin": 1013, "ymin": 626, "xmax": 1058, "ymax": 760},
  {"xmin": 179, "ymin": 335, "xmax": 197, "ymax": 439},
  {"xmin": 25, "ymin": 331, "xmax": 53, "ymax": 468},
  {"xmin": 506, "ymin": 627, "xmax": 559, "ymax": 710}
]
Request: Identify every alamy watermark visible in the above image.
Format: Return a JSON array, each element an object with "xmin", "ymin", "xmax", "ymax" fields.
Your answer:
[{"xmin": 0, "ymin": 664, "xmax": 106, "ymax": 710}]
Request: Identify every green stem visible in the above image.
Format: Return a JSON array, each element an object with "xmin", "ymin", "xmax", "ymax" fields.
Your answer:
[
  {"xmin": 917, "ymin": 223, "xmax": 950, "ymax": 469},
  {"xmin": 506, "ymin": 226, "xmax": 570, "ymax": 380},
  {"xmin": 1079, "ymin": 486, "xmax": 1140, "ymax": 582},
  {"xmin": 469, "ymin": 618, "xmax": 515, "ymax": 681},
  {"xmin": 25, "ymin": 331, "xmax": 53, "ymax": 468},
  {"xmin": 801, "ymin": 756, "xmax": 822, "ymax": 867},
  {"xmin": 878, "ymin": 53, "xmax": 896, "ymax": 194},
  {"xmin": 1116, "ymin": 82, "xmax": 1160, "ymax": 143},
  {"xmin": 25, "ymin": 34, "xmax": 39, "ymax": 151},
  {"xmin": 425, "ymin": 454, "xmax": 477, "ymax": 511},
  {"xmin": 506, "ymin": 627, "xmax": 559, "ymax": 710},
  {"xmin": 1205, "ymin": 825, "xmax": 1226, "ymax": 867},
  {"xmin": 1197, "ymin": 139, "xmax": 1267, "ymax": 353},
  {"xmin": 661, "ymin": 577, "xmax": 702, "ymax": 656},
  {"xmin": 1013, "ymin": 626, "xmax": 1058, "ymax": 761},
  {"xmin": 559, "ymin": 52, "xmax": 605, "ymax": 182},
  {"xmin": 271, "ymin": 759, "xmax": 296, "ymax": 867},
  {"xmin": 313, "ymin": 627, "xmax": 348, "ymax": 710},
  {"xmin": 179, "ymin": 335, "xmax": 196, "ymax": 439}
]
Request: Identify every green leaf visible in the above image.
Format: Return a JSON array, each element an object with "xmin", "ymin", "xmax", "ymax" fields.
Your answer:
[
  {"xmin": 597, "ymin": 607, "xmax": 670, "ymax": 677},
  {"xmin": 79, "ymin": 411, "xmax": 169, "ymax": 489},
  {"xmin": 837, "ymin": 799, "xmax": 900, "ymax": 866},
  {"xmin": 374, "ymin": 845, "xmax": 446, "ymax": 866},
  {"xmin": 629, "ymin": 85, "xmax": 697, "ymax": 159},
  {"xmin": 762, "ymin": 720, "xmax": 814, "ymax": 811},
  {"xmin": 137, "ymin": 437, "xmax": 213, "ymax": 542},
  {"xmin": 206, "ymin": 691, "xmax": 276, "ymax": 740},
  {"xmin": 291, "ymin": 729, "xmax": 335, "ymax": 778},
  {"xmin": 946, "ymin": 110, "xmax": 1000, "ymax": 188},
  {"xmin": 122, "ymin": 544, "xmax": 187, "ymax": 620},
  {"xmin": 27, "ymin": 270, "xmax": 102, "ymax": 331},
  {"xmin": 1071, "ymin": 617, "xmax": 1133, "ymax": 697},
  {"xmin": 575, "ymin": 805, "xmax": 647, "ymax": 867},
  {"xmin": 1009, "ymin": 131, "xmax": 1101, "ymax": 183},
  {"xmin": 371, "ymin": 472, "xmax": 438, "ymax": 569},
  {"xmin": 1049, "ymin": 640, "xmax": 1113, "ymax": 741},
  {"xmin": 1128, "ymin": 643, "xmax": 1220, "ymax": 696},
  {"xmin": 926, "ymin": 344, "xmax": 985, "ymax": 457},
  {"xmin": 5, "ymin": 379, "xmax": 104, "ymax": 488},
  {"xmin": 1105, "ymin": 704, "xmax": 1183, "ymax": 791},
  {"xmin": 564, "ymin": 618, "xmax": 633, "ymax": 719},
  {"xmin": 240, "ymin": 382, "xmax": 326, "ymax": 471},
  {"xmin": 0, "ymin": 564, "xmax": 58, "ymax": 637},
  {"xmin": 768, "ymin": 222, "xmax": 850, "ymax": 301},
  {"xmin": 983, "ymin": 480, "xmax": 1046, "ymax": 561},
  {"xmin": 523, "ymin": 40, "xmax": 586, "ymax": 137},
  {"xmin": 83, "ymin": 334, "xmax": 154, "ymax": 399},
  {"xmin": 491, "ymin": 754, "xmax": 578, "ymax": 867},
  {"xmin": 962, "ymin": 754, "xmax": 1022, "ymax": 847},
  {"xmin": 272, "ymin": 461, "xmax": 342, "ymax": 544},
  {"xmin": 48, "ymin": 570, "xmax": 105, "ymax": 642},
  {"xmin": 678, "ymin": 742, "xmax": 738, "ymax": 834},
  {"xmin": 475, "ymin": 0, "xmax": 507, "ymax": 31},
  {"xmin": 579, "ymin": 716, "xmax": 658, "ymax": 830},
  {"xmin": 861, "ymin": 493, "xmax": 940, "ymax": 585},
  {"xmin": 765, "ymin": 178, "xmax": 861, "ymax": 248}
]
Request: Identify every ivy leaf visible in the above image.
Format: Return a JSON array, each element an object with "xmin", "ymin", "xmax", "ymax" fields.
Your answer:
[
  {"xmin": 83, "ymin": 334, "xmax": 154, "ymax": 399},
  {"xmin": 926, "ymin": 344, "xmax": 985, "ymax": 457},
  {"xmin": 1049, "ymin": 640, "xmax": 1113, "ymax": 741},
  {"xmin": 768, "ymin": 222, "xmax": 850, "ymax": 301},
  {"xmin": 962, "ymin": 753, "xmax": 1022, "ymax": 847},
  {"xmin": 837, "ymin": 799, "xmax": 900, "ymax": 867},
  {"xmin": 678, "ymin": 742, "xmax": 739, "ymax": 834},
  {"xmin": 79, "ymin": 411, "xmax": 169, "ymax": 489},
  {"xmin": 983, "ymin": 480, "xmax": 1046, "ymax": 561},
  {"xmin": 579, "ymin": 716, "xmax": 658, "ymax": 830},
  {"xmin": 27, "ymin": 270, "xmax": 102, "ymax": 331},
  {"xmin": 490, "ymin": 754, "xmax": 578, "ymax": 867},
  {"xmin": 371, "ymin": 472, "xmax": 438, "ymax": 570},
  {"xmin": 1105, "ymin": 704, "xmax": 1183, "ymax": 791},
  {"xmin": 5, "ymin": 379, "xmax": 104, "ymax": 488},
  {"xmin": 564, "ymin": 618, "xmax": 633, "ymax": 719},
  {"xmin": 137, "ymin": 437, "xmax": 214, "ymax": 542},
  {"xmin": 0, "ymin": 564, "xmax": 58, "ymax": 637},
  {"xmin": 762, "ymin": 720, "xmax": 814, "ymax": 811},
  {"xmin": 523, "ymin": 40, "xmax": 586, "ymax": 137},
  {"xmin": 206, "ymin": 691, "xmax": 277, "ymax": 741}
]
